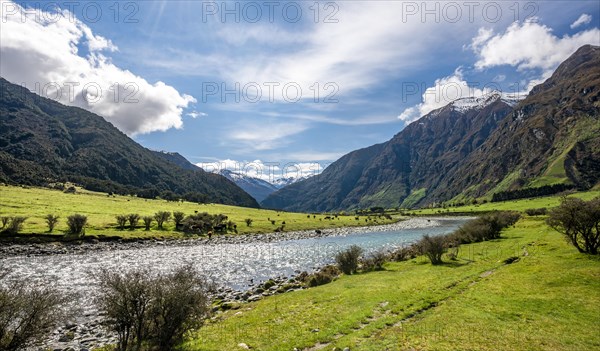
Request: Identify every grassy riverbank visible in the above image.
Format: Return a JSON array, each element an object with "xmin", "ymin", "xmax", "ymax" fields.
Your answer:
[
  {"xmin": 0, "ymin": 185, "xmax": 396, "ymax": 241},
  {"xmin": 182, "ymin": 216, "xmax": 600, "ymax": 350}
]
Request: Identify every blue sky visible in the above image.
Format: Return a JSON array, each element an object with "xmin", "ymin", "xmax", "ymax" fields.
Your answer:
[{"xmin": 2, "ymin": 1, "xmax": 599, "ymax": 180}]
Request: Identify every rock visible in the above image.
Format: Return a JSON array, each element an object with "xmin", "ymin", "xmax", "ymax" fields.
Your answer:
[
  {"xmin": 238, "ymin": 342, "xmax": 250, "ymax": 349},
  {"xmin": 247, "ymin": 295, "xmax": 261, "ymax": 302}
]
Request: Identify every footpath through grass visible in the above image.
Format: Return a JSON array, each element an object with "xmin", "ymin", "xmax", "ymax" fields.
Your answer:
[
  {"xmin": 182, "ymin": 217, "xmax": 600, "ymax": 351},
  {"xmin": 0, "ymin": 185, "xmax": 394, "ymax": 240}
]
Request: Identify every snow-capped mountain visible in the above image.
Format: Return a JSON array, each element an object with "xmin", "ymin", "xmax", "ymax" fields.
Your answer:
[
  {"xmin": 449, "ymin": 91, "xmax": 522, "ymax": 113},
  {"xmin": 217, "ymin": 170, "xmax": 313, "ymax": 202},
  {"xmin": 271, "ymin": 176, "xmax": 312, "ymax": 189}
]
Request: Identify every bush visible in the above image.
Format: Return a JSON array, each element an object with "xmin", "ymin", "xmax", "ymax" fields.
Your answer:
[
  {"xmin": 417, "ymin": 234, "xmax": 447, "ymax": 265},
  {"xmin": 173, "ymin": 211, "xmax": 185, "ymax": 227},
  {"xmin": 452, "ymin": 211, "xmax": 521, "ymax": 244},
  {"xmin": 154, "ymin": 211, "xmax": 171, "ymax": 229},
  {"xmin": 115, "ymin": 215, "xmax": 127, "ymax": 230},
  {"xmin": 1, "ymin": 217, "xmax": 27, "ymax": 235},
  {"xmin": 362, "ymin": 250, "xmax": 387, "ymax": 271},
  {"xmin": 127, "ymin": 213, "xmax": 140, "ymax": 230},
  {"xmin": 182, "ymin": 212, "xmax": 229, "ymax": 234},
  {"xmin": 245, "ymin": 218, "xmax": 253, "ymax": 227},
  {"xmin": 0, "ymin": 216, "xmax": 9, "ymax": 229},
  {"xmin": 547, "ymin": 197, "xmax": 600, "ymax": 255},
  {"xmin": 142, "ymin": 216, "xmax": 153, "ymax": 231},
  {"xmin": 304, "ymin": 265, "xmax": 341, "ymax": 287},
  {"xmin": 95, "ymin": 265, "xmax": 211, "ymax": 351},
  {"xmin": 390, "ymin": 246, "xmax": 417, "ymax": 262},
  {"xmin": 335, "ymin": 245, "xmax": 363, "ymax": 274},
  {"xmin": 525, "ymin": 208, "xmax": 548, "ymax": 216},
  {"xmin": 66, "ymin": 214, "xmax": 87, "ymax": 236},
  {"xmin": 0, "ymin": 270, "xmax": 71, "ymax": 351},
  {"xmin": 44, "ymin": 214, "xmax": 59, "ymax": 232}
]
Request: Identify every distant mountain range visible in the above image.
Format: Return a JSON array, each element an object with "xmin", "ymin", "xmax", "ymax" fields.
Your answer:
[
  {"xmin": 262, "ymin": 45, "xmax": 600, "ymax": 212},
  {"xmin": 0, "ymin": 78, "xmax": 259, "ymax": 208},
  {"xmin": 217, "ymin": 169, "xmax": 310, "ymax": 202}
]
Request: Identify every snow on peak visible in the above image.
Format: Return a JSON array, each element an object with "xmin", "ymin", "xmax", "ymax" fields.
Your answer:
[{"xmin": 449, "ymin": 91, "xmax": 522, "ymax": 113}]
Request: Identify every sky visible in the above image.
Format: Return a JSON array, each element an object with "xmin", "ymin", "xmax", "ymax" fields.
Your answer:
[{"xmin": 1, "ymin": 0, "xmax": 599, "ymax": 182}]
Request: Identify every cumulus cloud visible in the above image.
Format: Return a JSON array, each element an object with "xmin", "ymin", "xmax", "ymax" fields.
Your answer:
[
  {"xmin": 196, "ymin": 159, "xmax": 322, "ymax": 182},
  {"xmin": 471, "ymin": 20, "xmax": 600, "ymax": 72},
  {"xmin": 397, "ymin": 69, "xmax": 492, "ymax": 123},
  {"xmin": 0, "ymin": 0, "xmax": 195, "ymax": 135},
  {"xmin": 571, "ymin": 14, "xmax": 592, "ymax": 29}
]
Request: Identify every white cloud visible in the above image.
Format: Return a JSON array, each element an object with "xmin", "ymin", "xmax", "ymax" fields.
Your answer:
[
  {"xmin": 471, "ymin": 21, "xmax": 600, "ymax": 72},
  {"xmin": 571, "ymin": 14, "xmax": 592, "ymax": 29},
  {"xmin": 0, "ymin": 0, "xmax": 195, "ymax": 135},
  {"xmin": 196, "ymin": 159, "xmax": 322, "ymax": 182},
  {"xmin": 187, "ymin": 111, "xmax": 208, "ymax": 118},
  {"xmin": 397, "ymin": 69, "xmax": 491, "ymax": 123}
]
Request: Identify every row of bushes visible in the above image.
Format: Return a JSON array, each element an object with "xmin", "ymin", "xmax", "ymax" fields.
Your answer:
[{"xmin": 0, "ymin": 214, "xmax": 88, "ymax": 236}]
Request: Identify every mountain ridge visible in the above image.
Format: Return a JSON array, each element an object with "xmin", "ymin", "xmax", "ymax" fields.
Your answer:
[{"xmin": 262, "ymin": 45, "xmax": 600, "ymax": 212}]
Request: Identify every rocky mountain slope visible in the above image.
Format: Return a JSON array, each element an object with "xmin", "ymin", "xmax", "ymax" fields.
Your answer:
[
  {"xmin": 262, "ymin": 45, "xmax": 600, "ymax": 212},
  {"xmin": 0, "ymin": 78, "xmax": 259, "ymax": 208}
]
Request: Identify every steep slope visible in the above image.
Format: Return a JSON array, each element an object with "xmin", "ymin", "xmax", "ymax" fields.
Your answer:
[
  {"xmin": 437, "ymin": 44, "xmax": 600, "ymax": 202},
  {"xmin": 0, "ymin": 78, "xmax": 259, "ymax": 208},
  {"xmin": 262, "ymin": 95, "xmax": 512, "ymax": 212},
  {"xmin": 262, "ymin": 45, "xmax": 600, "ymax": 212},
  {"xmin": 218, "ymin": 169, "xmax": 279, "ymax": 202}
]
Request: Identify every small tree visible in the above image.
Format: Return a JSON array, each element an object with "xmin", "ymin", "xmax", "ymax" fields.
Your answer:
[
  {"xmin": 2, "ymin": 217, "xmax": 27, "ymax": 235},
  {"xmin": 67, "ymin": 214, "xmax": 87, "ymax": 236},
  {"xmin": 44, "ymin": 214, "xmax": 59, "ymax": 232},
  {"xmin": 154, "ymin": 211, "xmax": 171, "ymax": 229},
  {"xmin": 547, "ymin": 197, "xmax": 600, "ymax": 255},
  {"xmin": 142, "ymin": 216, "xmax": 153, "ymax": 231},
  {"xmin": 127, "ymin": 213, "xmax": 140, "ymax": 230},
  {"xmin": 173, "ymin": 211, "xmax": 185, "ymax": 227},
  {"xmin": 417, "ymin": 234, "xmax": 447, "ymax": 265},
  {"xmin": 335, "ymin": 245, "xmax": 363, "ymax": 274},
  {"xmin": 116, "ymin": 215, "xmax": 127, "ymax": 230},
  {"xmin": 245, "ymin": 218, "xmax": 253, "ymax": 227},
  {"xmin": 1, "ymin": 216, "xmax": 9, "ymax": 229}
]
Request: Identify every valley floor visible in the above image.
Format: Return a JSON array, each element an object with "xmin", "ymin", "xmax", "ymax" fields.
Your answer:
[{"xmin": 182, "ymin": 217, "xmax": 600, "ymax": 351}]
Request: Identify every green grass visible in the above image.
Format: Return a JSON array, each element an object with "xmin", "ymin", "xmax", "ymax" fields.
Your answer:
[
  {"xmin": 401, "ymin": 188, "xmax": 427, "ymax": 208},
  {"xmin": 412, "ymin": 189, "xmax": 600, "ymax": 215},
  {"xmin": 0, "ymin": 185, "xmax": 395, "ymax": 240},
  {"xmin": 182, "ymin": 217, "xmax": 600, "ymax": 351}
]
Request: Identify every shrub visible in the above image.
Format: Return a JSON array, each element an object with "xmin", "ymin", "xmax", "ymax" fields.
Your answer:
[
  {"xmin": 0, "ymin": 270, "xmax": 71, "ymax": 351},
  {"xmin": 525, "ymin": 208, "xmax": 548, "ymax": 216},
  {"xmin": 304, "ymin": 265, "xmax": 341, "ymax": 287},
  {"xmin": 547, "ymin": 197, "xmax": 600, "ymax": 255},
  {"xmin": 66, "ymin": 214, "xmax": 87, "ymax": 236},
  {"xmin": 390, "ymin": 246, "xmax": 417, "ymax": 261},
  {"xmin": 362, "ymin": 250, "xmax": 387, "ymax": 271},
  {"xmin": 335, "ymin": 245, "xmax": 363, "ymax": 274},
  {"xmin": 44, "ymin": 214, "xmax": 59, "ymax": 232},
  {"xmin": 1, "ymin": 216, "xmax": 9, "ymax": 229},
  {"xmin": 2, "ymin": 217, "xmax": 27, "ymax": 235},
  {"xmin": 417, "ymin": 234, "xmax": 447, "ymax": 265},
  {"xmin": 245, "ymin": 218, "xmax": 253, "ymax": 227},
  {"xmin": 154, "ymin": 211, "xmax": 171, "ymax": 229},
  {"xmin": 173, "ymin": 211, "xmax": 185, "ymax": 227},
  {"xmin": 142, "ymin": 216, "xmax": 153, "ymax": 231},
  {"xmin": 115, "ymin": 215, "xmax": 127, "ymax": 230},
  {"xmin": 127, "ymin": 213, "xmax": 140, "ymax": 230},
  {"xmin": 95, "ymin": 265, "xmax": 211, "ymax": 351},
  {"xmin": 182, "ymin": 212, "xmax": 225, "ymax": 234}
]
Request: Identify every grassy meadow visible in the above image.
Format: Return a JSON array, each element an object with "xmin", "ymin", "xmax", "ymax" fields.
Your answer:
[
  {"xmin": 0, "ymin": 185, "xmax": 395, "ymax": 240},
  {"xmin": 182, "ymin": 216, "xmax": 600, "ymax": 351},
  {"xmin": 411, "ymin": 189, "xmax": 600, "ymax": 215}
]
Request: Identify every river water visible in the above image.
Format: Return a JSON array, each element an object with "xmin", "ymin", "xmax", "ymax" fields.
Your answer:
[{"xmin": 1, "ymin": 218, "xmax": 466, "ymax": 297}]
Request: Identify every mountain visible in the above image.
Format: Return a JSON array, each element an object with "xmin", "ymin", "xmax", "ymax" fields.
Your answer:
[
  {"xmin": 0, "ymin": 78, "xmax": 259, "ymax": 208},
  {"xmin": 262, "ymin": 45, "xmax": 600, "ymax": 212},
  {"xmin": 151, "ymin": 151, "xmax": 201, "ymax": 171},
  {"xmin": 218, "ymin": 169, "xmax": 278, "ymax": 202}
]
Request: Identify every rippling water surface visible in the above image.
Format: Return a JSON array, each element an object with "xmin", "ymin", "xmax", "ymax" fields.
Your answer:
[{"xmin": 2, "ymin": 218, "xmax": 466, "ymax": 298}]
